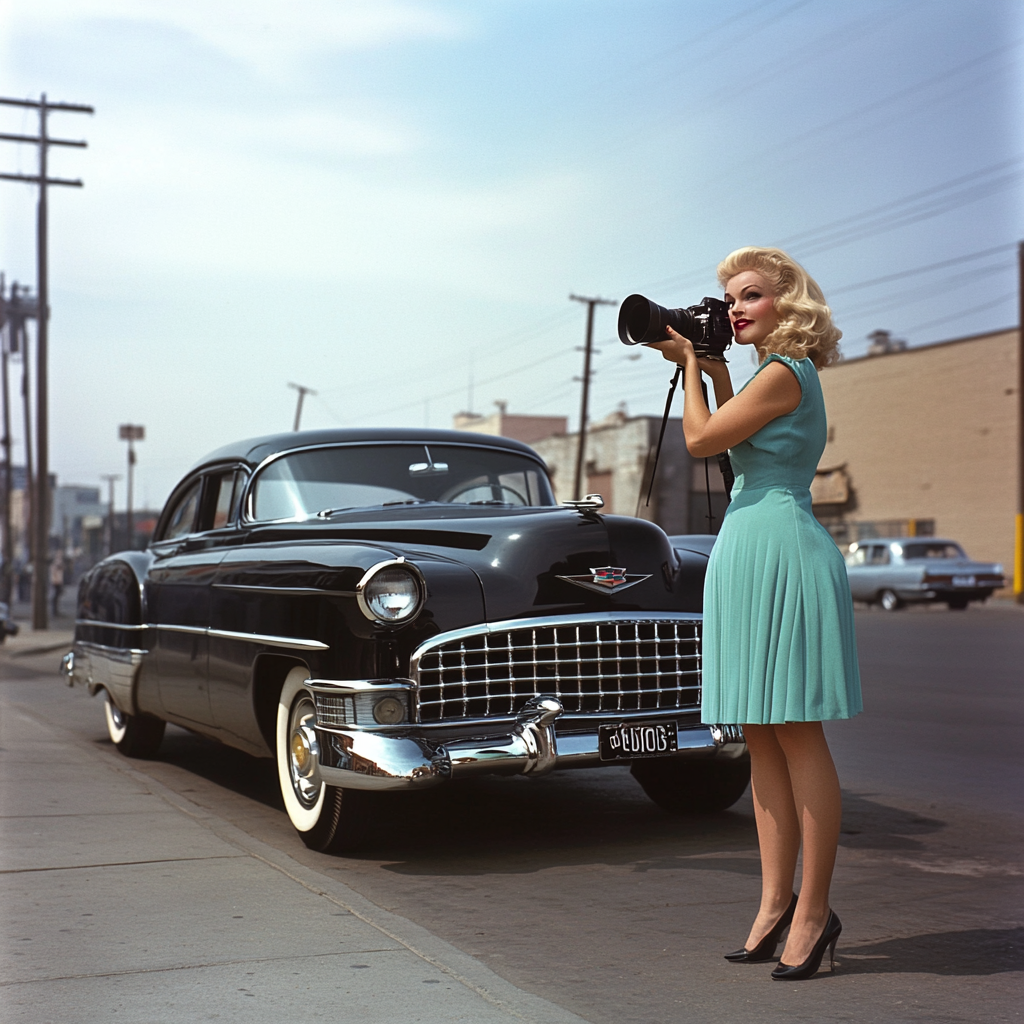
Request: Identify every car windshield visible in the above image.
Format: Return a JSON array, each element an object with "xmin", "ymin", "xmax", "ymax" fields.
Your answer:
[
  {"xmin": 902, "ymin": 542, "xmax": 966, "ymax": 560},
  {"xmin": 251, "ymin": 444, "xmax": 555, "ymax": 521}
]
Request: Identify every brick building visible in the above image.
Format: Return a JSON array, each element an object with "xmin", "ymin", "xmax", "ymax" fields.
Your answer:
[{"xmin": 814, "ymin": 326, "xmax": 1020, "ymax": 591}]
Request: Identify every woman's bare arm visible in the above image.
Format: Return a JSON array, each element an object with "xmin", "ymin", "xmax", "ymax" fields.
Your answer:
[
  {"xmin": 646, "ymin": 327, "xmax": 801, "ymax": 457},
  {"xmin": 682, "ymin": 360, "xmax": 800, "ymax": 457},
  {"xmin": 702, "ymin": 360, "xmax": 734, "ymax": 410}
]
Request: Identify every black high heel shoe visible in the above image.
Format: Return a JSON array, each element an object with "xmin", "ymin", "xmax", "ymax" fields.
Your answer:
[
  {"xmin": 771, "ymin": 910, "xmax": 842, "ymax": 980},
  {"xmin": 724, "ymin": 893, "xmax": 798, "ymax": 963}
]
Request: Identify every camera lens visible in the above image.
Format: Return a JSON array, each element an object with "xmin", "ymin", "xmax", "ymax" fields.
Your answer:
[{"xmin": 617, "ymin": 294, "xmax": 696, "ymax": 346}]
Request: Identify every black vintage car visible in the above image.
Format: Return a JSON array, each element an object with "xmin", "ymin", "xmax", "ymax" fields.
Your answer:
[{"xmin": 64, "ymin": 429, "xmax": 748, "ymax": 851}]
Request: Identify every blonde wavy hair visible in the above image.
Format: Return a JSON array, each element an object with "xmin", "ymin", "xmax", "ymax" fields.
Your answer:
[{"xmin": 716, "ymin": 246, "xmax": 842, "ymax": 368}]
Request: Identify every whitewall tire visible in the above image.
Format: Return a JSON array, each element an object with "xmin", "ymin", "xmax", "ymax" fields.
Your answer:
[{"xmin": 275, "ymin": 667, "xmax": 369, "ymax": 852}]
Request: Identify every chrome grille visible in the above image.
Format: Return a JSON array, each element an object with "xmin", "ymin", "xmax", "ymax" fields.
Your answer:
[
  {"xmin": 412, "ymin": 617, "xmax": 701, "ymax": 723},
  {"xmin": 314, "ymin": 693, "xmax": 355, "ymax": 727}
]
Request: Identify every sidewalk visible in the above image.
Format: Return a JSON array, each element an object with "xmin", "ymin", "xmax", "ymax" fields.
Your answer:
[
  {"xmin": 1, "ymin": 628, "xmax": 74, "ymax": 659},
  {"xmin": 0, "ymin": 662, "xmax": 592, "ymax": 1024}
]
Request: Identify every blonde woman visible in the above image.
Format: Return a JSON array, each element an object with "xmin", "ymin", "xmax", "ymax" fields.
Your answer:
[{"xmin": 650, "ymin": 247, "xmax": 862, "ymax": 981}]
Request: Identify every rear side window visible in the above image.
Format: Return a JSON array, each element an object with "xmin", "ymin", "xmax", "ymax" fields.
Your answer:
[
  {"xmin": 162, "ymin": 481, "xmax": 202, "ymax": 540},
  {"xmin": 868, "ymin": 546, "xmax": 890, "ymax": 565},
  {"xmin": 207, "ymin": 469, "xmax": 245, "ymax": 530}
]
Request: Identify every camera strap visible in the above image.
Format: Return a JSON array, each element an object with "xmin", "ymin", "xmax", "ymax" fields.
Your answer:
[
  {"xmin": 641, "ymin": 365, "xmax": 683, "ymax": 508},
  {"xmin": 639, "ymin": 366, "xmax": 735, "ymax": 524}
]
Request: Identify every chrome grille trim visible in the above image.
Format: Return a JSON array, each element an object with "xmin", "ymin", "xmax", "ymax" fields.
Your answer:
[
  {"xmin": 315, "ymin": 693, "xmax": 355, "ymax": 727},
  {"xmin": 410, "ymin": 612, "xmax": 702, "ymax": 724}
]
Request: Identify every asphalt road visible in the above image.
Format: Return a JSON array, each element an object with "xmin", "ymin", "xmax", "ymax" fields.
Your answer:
[{"xmin": 2, "ymin": 605, "xmax": 1022, "ymax": 1023}]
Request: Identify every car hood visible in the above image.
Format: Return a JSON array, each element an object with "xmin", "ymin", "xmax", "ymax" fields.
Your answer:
[{"xmin": 242, "ymin": 505, "xmax": 705, "ymax": 624}]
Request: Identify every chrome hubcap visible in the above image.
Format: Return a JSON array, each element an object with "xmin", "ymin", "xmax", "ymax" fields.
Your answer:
[{"xmin": 288, "ymin": 698, "xmax": 321, "ymax": 807}]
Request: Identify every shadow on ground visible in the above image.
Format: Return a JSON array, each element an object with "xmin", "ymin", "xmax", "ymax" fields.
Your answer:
[
  {"xmin": 120, "ymin": 726, "xmax": 951, "ymax": 876},
  {"xmin": 839, "ymin": 926, "xmax": 1024, "ymax": 976}
]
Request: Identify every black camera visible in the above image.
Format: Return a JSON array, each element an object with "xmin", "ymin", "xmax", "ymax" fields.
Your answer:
[{"xmin": 617, "ymin": 294, "xmax": 732, "ymax": 361}]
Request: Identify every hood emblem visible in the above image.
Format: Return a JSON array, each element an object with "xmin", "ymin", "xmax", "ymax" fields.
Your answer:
[{"xmin": 557, "ymin": 565, "xmax": 651, "ymax": 594}]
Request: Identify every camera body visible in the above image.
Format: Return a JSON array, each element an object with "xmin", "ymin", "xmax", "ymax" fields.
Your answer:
[{"xmin": 618, "ymin": 294, "xmax": 732, "ymax": 361}]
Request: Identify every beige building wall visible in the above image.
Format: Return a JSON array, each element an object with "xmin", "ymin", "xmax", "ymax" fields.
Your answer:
[
  {"xmin": 817, "ymin": 327, "xmax": 1019, "ymax": 585},
  {"xmin": 453, "ymin": 408, "xmax": 568, "ymax": 446}
]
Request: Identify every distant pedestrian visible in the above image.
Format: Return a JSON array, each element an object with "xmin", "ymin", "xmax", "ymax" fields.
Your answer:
[
  {"xmin": 649, "ymin": 246, "xmax": 862, "ymax": 981},
  {"xmin": 50, "ymin": 555, "xmax": 65, "ymax": 617}
]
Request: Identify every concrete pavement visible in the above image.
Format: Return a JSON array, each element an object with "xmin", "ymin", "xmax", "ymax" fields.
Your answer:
[
  {"xmin": 0, "ymin": 646, "xmax": 592, "ymax": 1024},
  {"xmin": 3, "ymin": 611, "xmax": 1023, "ymax": 1023}
]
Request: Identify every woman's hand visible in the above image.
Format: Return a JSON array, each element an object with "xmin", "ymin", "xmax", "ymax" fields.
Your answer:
[{"xmin": 646, "ymin": 325, "xmax": 696, "ymax": 367}]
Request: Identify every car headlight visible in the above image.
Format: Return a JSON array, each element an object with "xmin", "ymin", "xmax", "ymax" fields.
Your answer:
[{"xmin": 356, "ymin": 557, "xmax": 424, "ymax": 625}]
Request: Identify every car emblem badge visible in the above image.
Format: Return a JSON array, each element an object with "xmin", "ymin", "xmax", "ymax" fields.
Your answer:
[{"xmin": 557, "ymin": 565, "xmax": 651, "ymax": 594}]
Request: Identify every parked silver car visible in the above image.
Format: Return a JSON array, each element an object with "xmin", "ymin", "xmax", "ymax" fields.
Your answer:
[{"xmin": 844, "ymin": 538, "xmax": 1005, "ymax": 611}]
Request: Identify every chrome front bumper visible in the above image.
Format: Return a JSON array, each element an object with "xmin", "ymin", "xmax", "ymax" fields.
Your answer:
[{"xmin": 308, "ymin": 687, "xmax": 745, "ymax": 792}]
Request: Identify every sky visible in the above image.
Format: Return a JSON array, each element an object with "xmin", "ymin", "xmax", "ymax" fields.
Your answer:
[{"xmin": 0, "ymin": 0, "xmax": 1021, "ymax": 511}]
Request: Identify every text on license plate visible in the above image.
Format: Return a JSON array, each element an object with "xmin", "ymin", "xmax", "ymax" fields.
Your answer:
[
  {"xmin": 952, "ymin": 575, "xmax": 975, "ymax": 587},
  {"xmin": 599, "ymin": 720, "xmax": 678, "ymax": 761}
]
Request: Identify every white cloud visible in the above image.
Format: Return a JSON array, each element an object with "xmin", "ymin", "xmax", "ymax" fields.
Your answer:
[{"xmin": 4, "ymin": 0, "xmax": 468, "ymax": 78}]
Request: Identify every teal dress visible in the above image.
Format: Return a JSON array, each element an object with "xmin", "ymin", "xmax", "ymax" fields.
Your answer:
[{"xmin": 700, "ymin": 354, "xmax": 862, "ymax": 725}]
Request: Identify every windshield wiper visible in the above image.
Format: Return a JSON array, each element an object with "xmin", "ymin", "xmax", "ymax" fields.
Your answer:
[
  {"xmin": 315, "ymin": 500, "xmax": 429, "ymax": 519},
  {"xmin": 465, "ymin": 499, "xmax": 511, "ymax": 506}
]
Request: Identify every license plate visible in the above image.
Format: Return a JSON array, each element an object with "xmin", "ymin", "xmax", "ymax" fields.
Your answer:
[
  {"xmin": 599, "ymin": 720, "xmax": 678, "ymax": 761},
  {"xmin": 952, "ymin": 575, "xmax": 975, "ymax": 587}
]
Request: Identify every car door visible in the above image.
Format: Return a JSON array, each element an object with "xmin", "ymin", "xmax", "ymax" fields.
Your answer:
[{"xmin": 147, "ymin": 472, "xmax": 233, "ymax": 726}]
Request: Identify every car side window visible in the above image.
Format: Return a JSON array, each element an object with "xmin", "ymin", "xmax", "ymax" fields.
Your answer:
[
  {"xmin": 868, "ymin": 545, "xmax": 890, "ymax": 565},
  {"xmin": 206, "ymin": 469, "xmax": 246, "ymax": 530},
  {"xmin": 161, "ymin": 481, "xmax": 202, "ymax": 541}
]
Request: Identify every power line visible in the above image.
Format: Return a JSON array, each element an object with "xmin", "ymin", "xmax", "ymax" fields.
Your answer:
[
  {"xmin": 706, "ymin": 39, "xmax": 1022, "ymax": 195},
  {"xmin": 828, "ymin": 243, "xmax": 1018, "ymax": 295},
  {"xmin": 834, "ymin": 260, "xmax": 1014, "ymax": 322},
  {"xmin": 778, "ymin": 159, "xmax": 1021, "ymax": 250}
]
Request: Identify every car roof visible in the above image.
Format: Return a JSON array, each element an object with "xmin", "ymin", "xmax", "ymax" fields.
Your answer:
[{"xmin": 189, "ymin": 427, "xmax": 544, "ymax": 473}]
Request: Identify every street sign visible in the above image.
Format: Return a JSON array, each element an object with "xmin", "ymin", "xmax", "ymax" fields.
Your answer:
[{"xmin": 119, "ymin": 424, "xmax": 144, "ymax": 441}]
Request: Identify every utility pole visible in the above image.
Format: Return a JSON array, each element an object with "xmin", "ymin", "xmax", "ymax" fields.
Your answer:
[
  {"xmin": 1, "ymin": 92, "xmax": 93, "ymax": 629},
  {"xmin": 1016, "ymin": 241, "xmax": 1024, "ymax": 604},
  {"xmin": 100, "ymin": 474, "xmax": 121, "ymax": 557},
  {"xmin": 288, "ymin": 382, "xmax": 316, "ymax": 431},
  {"xmin": 0, "ymin": 277, "xmax": 11, "ymax": 604},
  {"xmin": 118, "ymin": 425, "xmax": 144, "ymax": 549},
  {"xmin": 2, "ymin": 283, "xmax": 38, "ymax": 598},
  {"xmin": 569, "ymin": 294, "xmax": 616, "ymax": 501}
]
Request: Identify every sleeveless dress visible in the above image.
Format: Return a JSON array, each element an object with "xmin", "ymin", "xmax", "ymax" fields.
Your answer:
[{"xmin": 700, "ymin": 354, "xmax": 862, "ymax": 725}]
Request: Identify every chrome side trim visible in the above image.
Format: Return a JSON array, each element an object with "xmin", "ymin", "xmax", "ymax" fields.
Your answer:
[
  {"xmin": 76, "ymin": 618, "xmax": 148, "ymax": 631},
  {"xmin": 148, "ymin": 623, "xmax": 330, "ymax": 651},
  {"xmin": 212, "ymin": 584, "xmax": 354, "ymax": 597},
  {"xmin": 207, "ymin": 628, "xmax": 329, "ymax": 651}
]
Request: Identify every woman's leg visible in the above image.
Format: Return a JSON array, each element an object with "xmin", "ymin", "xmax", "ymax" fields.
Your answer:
[
  {"xmin": 773, "ymin": 721, "xmax": 842, "ymax": 964},
  {"xmin": 741, "ymin": 724, "xmax": 801, "ymax": 949}
]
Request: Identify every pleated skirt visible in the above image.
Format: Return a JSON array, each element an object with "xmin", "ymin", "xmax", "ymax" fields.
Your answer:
[{"xmin": 700, "ymin": 485, "xmax": 862, "ymax": 725}]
